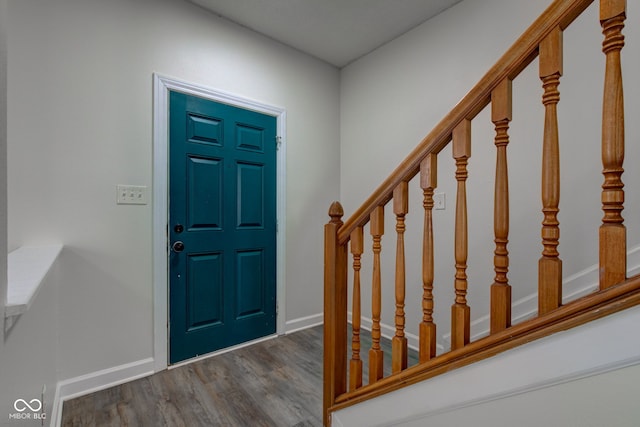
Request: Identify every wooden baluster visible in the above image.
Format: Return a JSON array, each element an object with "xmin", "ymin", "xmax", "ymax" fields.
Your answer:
[
  {"xmin": 349, "ymin": 227, "xmax": 364, "ymax": 391},
  {"xmin": 538, "ymin": 27, "xmax": 563, "ymax": 315},
  {"xmin": 323, "ymin": 202, "xmax": 347, "ymax": 425},
  {"xmin": 452, "ymin": 120, "xmax": 471, "ymax": 350},
  {"xmin": 490, "ymin": 79, "xmax": 512, "ymax": 333},
  {"xmin": 599, "ymin": 0, "xmax": 626, "ymax": 289},
  {"xmin": 392, "ymin": 182, "xmax": 408, "ymax": 373},
  {"xmin": 369, "ymin": 206, "xmax": 385, "ymax": 383},
  {"xmin": 420, "ymin": 154, "xmax": 437, "ymax": 362}
]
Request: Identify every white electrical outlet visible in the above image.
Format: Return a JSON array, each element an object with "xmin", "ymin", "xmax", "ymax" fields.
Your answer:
[
  {"xmin": 117, "ymin": 185, "xmax": 148, "ymax": 205},
  {"xmin": 434, "ymin": 192, "xmax": 446, "ymax": 210}
]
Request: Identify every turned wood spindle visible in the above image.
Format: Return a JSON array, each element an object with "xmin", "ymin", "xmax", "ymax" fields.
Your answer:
[
  {"xmin": 392, "ymin": 182, "xmax": 409, "ymax": 373},
  {"xmin": 538, "ymin": 27, "xmax": 563, "ymax": 315},
  {"xmin": 599, "ymin": 0, "xmax": 627, "ymax": 289},
  {"xmin": 420, "ymin": 154, "xmax": 437, "ymax": 362},
  {"xmin": 452, "ymin": 120, "xmax": 471, "ymax": 350},
  {"xmin": 369, "ymin": 206, "xmax": 385, "ymax": 383},
  {"xmin": 491, "ymin": 79, "xmax": 512, "ymax": 334},
  {"xmin": 349, "ymin": 227, "xmax": 364, "ymax": 391}
]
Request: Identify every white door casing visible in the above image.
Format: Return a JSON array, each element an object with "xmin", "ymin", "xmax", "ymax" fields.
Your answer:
[{"xmin": 152, "ymin": 74, "xmax": 287, "ymax": 371}]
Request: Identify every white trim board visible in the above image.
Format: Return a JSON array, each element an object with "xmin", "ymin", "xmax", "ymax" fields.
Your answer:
[
  {"xmin": 5, "ymin": 244, "xmax": 63, "ymax": 329},
  {"xmin": 333, "ymin": 304, "xmax": 640, "ymax": 427},
  {"xmin": 285, "ymin": 312, "xmax": 323, "ymax": 334},
  {"xmin": 50, "ymin": 358, "xmax": 155, "ymax": 427},
  {"xmin": 344, "ymin": 246, "xmax": 640, "ymax": 355},
  {"xmin": 152, "ymin": 74, "xmax": 287, "ymax": 372},
  {"xmin": 440, "ymin": 244, "xmax": 640, "ymax": 348},
  {"xmin": 49, "ymin": 313, "xmax": 318, "ymax": 426},
  {"xmin": 169, "ymin": 312, "xmax": 324, "ymax": 369},
  {"xmin": 348, "ymin": 312, "xmax": 446, "ymax": 354}
]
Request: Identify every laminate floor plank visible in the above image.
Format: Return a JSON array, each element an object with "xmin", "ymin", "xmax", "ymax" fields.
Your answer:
[
  {"xmin": 61, "ymin": 325, "xmax": 412, "ymax": 426},
  {"xmin": 61, "ymin": 326, "xmax": 324, "ymax": 427},
  {"xmin": 63, "ymin": 396, "xmax": 96, "ymax": 427}
]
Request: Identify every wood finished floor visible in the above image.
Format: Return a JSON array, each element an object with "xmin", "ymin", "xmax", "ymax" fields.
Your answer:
[
  {"xmin": 62, "ymin": 327, "xmax": 323, "ymax": 427},
  {"xmin": 61, "ymin": 325, "xmax": 418, "ymax": 426}
]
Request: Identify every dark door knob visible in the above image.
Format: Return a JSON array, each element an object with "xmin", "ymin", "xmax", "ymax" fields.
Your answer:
[{"xmin": 172, "ymin": 241, "xmax": 185, "ymax": 253}]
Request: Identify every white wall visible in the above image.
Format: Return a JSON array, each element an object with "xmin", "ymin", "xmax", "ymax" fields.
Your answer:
[
  {"xmin": 2, "ymin": 2, "xmax": 59, "ymax": 422},
  {"xmin": 340, "ymin": 0, "xmax": 640, "ymax": 347},
  {"xmin": 402, "ymin": 363, "xmax": 640, "ymax": 427},
  {"xmin": 4, "ymin": 0, "xmax": 640, "ymax": 422},
  {"xmin": 0, "ymin": 0, "xmax": 6, "ymax": 319},
  {"xmin": 0, "ymin": 273, "xmax": 59, "ymax": 426},
  {"xmin": 6, "ymin": 0, "xmax": 339, "ymax": 391},
  {"xmin": 0, "ymin": 0, "xmax": 12, "ymax": 421}
]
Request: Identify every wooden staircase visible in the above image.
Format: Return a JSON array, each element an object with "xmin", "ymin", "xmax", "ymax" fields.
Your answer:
[{"xmin": 323, "ymin": 0, "xmax": 639, "ymax": 425}]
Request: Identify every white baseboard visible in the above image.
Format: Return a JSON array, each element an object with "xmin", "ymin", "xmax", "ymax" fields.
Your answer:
[
  {"xmin": 49, "ymin": 314, "xmax": 324, "ymax": 426},
  {"xmin": 50, "ymin": 357, "xmax": 155, "ymax": 427},
  {"xmin": 441, "ymin": 245, "xmax": 640, "ymax": 348},
  {"xmin": 348, "ymin": 312, "xmax": 446, "ymax": 354},
  {"xmin": 169, "ymin": 315, "xmax": 324, "ymax": 369},
  {"xmin": 285, "ymin": 312, "xmax": 323, "ymax": 334}
]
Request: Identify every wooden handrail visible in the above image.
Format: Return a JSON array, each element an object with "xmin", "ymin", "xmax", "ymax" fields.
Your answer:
[
  {"xmin": 337, "ymin": 0, "xmax": 594, "ymax": 245},
  {"xmin": 324, "ymin": 0, "xmax": 635, "ymax": 424}
]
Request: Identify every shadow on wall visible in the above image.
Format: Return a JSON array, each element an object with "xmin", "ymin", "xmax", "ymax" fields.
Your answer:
[{"xmin": 55, "ymin": 246, "xmax": 153, "ymax": 379}]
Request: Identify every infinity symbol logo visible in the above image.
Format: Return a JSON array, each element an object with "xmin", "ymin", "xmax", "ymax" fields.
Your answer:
[{"xmin": 14, "ymin": 398, "xmax": 42, "ymax": 412}]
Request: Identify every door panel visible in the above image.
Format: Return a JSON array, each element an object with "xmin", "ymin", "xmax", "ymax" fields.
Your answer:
[
  {"xmin": 187, "ymin": 155, "xmax": 223, "ymax": 230},
  {"xmin": 186, "ymin": 252, "xmax": 223, "ymax": 330},
  {"xmin": 188, "ymin": 113, "xmax": 223, "ymax": 146},
  {"xmin": 169, "ymin": 91, "xmax": 277, "ymax": 364},
  {"xmin": 236, "ymin": 249, "xmax": 265, "ymax": 319},
  {"xmin": 236, "ymin": 123, "xmax": 266, "ymax": 152},
  {"xmin": 237, "ymin": 162, "xmax": 265, "ymax": 228}
]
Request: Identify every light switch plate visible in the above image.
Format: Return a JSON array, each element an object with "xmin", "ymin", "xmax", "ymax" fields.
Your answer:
[
  {"xmin": 434, "ymin": 192, "xmax": 446, "ymax": 210},
  {"xmin": 117, "ymin": 185, "xmax": 148, "ymax": 205}
]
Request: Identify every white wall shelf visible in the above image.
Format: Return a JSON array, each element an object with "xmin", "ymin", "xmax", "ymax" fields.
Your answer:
[{"xmin": 5, "ymin": 245, "xmax": 63, "ymax": 318}]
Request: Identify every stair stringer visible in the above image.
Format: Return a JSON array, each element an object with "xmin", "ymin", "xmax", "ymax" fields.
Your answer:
[{"xmin": 332, "ymin": 304, "xmax": 640, "ymax": 427}]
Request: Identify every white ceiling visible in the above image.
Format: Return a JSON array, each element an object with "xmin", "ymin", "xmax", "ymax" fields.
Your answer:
[{"xmin": 188, "ymin": 0, "xmax": 463, "ymax": 68}]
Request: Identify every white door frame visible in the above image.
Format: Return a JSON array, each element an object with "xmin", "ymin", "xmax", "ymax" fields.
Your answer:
[{"xmin": 152, "ymin": 74, "xmax": 287, "ymax": 371}]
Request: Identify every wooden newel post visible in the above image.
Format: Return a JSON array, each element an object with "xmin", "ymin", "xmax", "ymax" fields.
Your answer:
[
  {"xmin": 324, "ymin": 201, "xmax": 347, "ymax": 426},
  {"xmin": 599, "ymin": 0, "xmax": 626, "ymax": 289}
]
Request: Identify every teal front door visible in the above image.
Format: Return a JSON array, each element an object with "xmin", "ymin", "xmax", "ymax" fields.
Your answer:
[{"xmin": 169, "ymin": 91, "xmax": 277, "ymax": 364}]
